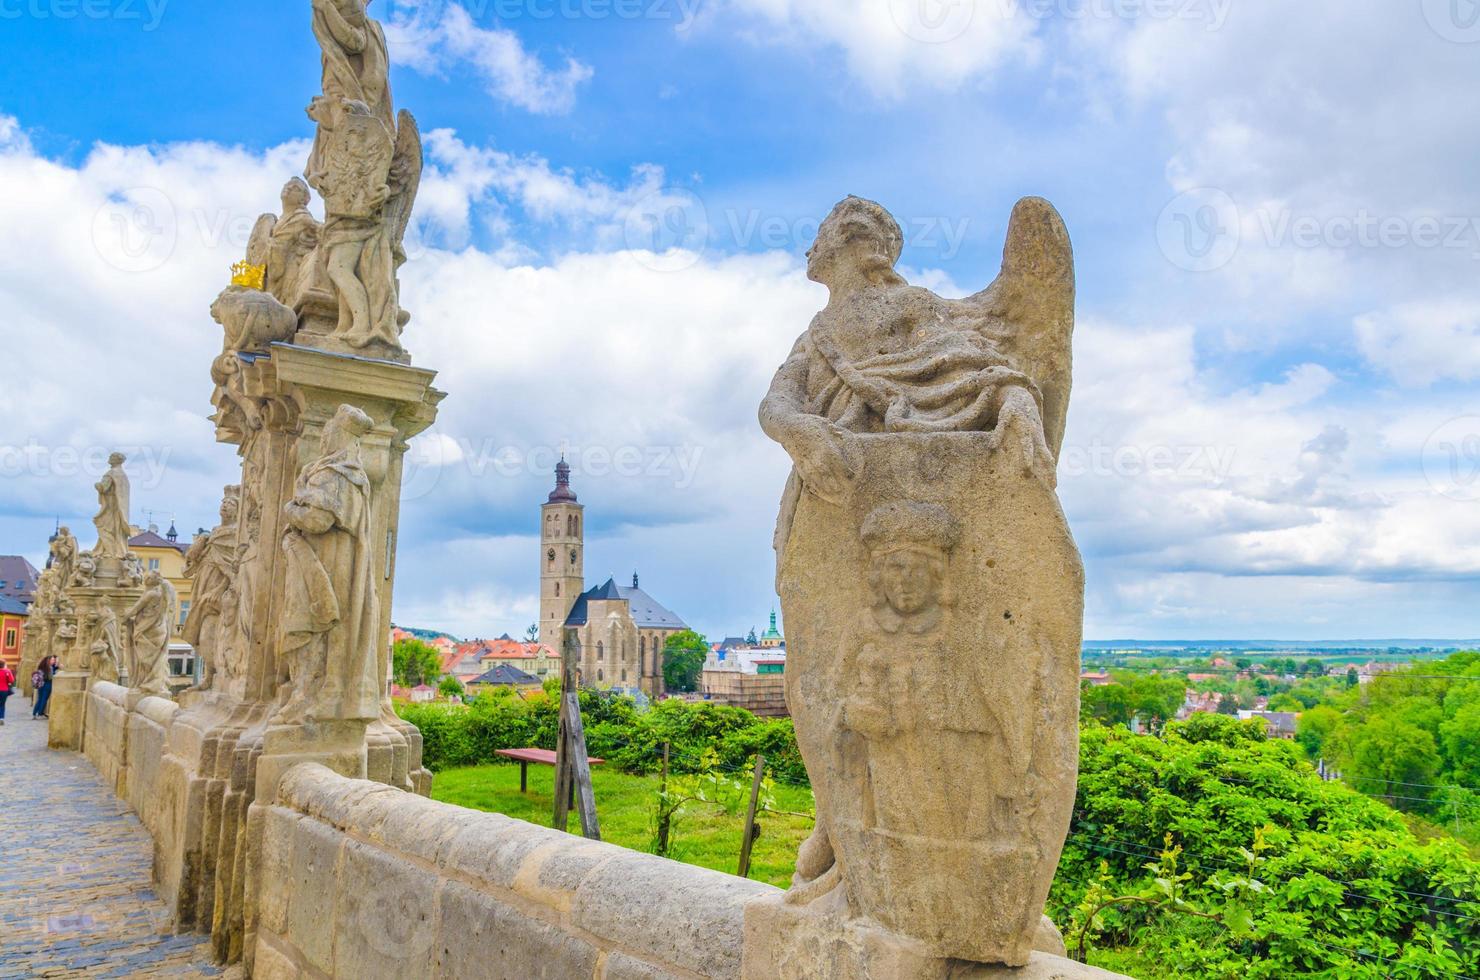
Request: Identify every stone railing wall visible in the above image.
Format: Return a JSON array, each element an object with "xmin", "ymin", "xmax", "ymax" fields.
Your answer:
[
  {"xmin": 248, "ymin": 762, "xmax": 775, "ymax": 980},
  {"xmin": 80, "ymin": 685, "xmax": 1127, "ymax": 979}
]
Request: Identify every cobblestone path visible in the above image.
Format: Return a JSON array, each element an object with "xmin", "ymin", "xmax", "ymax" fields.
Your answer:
[{"xmin": 0, "ymin": 714, "xmax": 222, "ymax": 979}]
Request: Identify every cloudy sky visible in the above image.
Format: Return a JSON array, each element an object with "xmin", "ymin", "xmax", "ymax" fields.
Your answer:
[{"xmin": 2, "ymin": 0, "xmax": 1479, "ymax": 642}]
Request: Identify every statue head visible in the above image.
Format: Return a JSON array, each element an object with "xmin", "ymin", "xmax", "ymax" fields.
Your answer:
[
  {"xmin": 808, "ymin": 196, "xmax": 904, "ymax": 288},
  {"xmin": 109, "ymin": 452, "xmax": 126, "ymax": 467},
  {"xmin": 281, "ymin": 177, "xmax": 311, "ymax": 212},
  {"xmin": 861, "ymin": 502, "xmax": 960, "ymax": 623},
  {"xmin": 321, "ymin": 404, "xmax": 375, "ymax": 458},
  {"xmin": 144, "ymin": 570, "xmax": 163, "ymax": 588},
  {"xmin": 220, "ymin": 486, "xmax": 242, "ymax": 524},
  {"xmin": 59, "ymin": 525, "xmax": 71, "ymax": 538}
]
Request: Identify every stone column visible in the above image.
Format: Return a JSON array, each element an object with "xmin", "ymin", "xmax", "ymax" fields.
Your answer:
[{"xmin": 246, "ymin": 343, "xmax": 443, "ymax": 804}]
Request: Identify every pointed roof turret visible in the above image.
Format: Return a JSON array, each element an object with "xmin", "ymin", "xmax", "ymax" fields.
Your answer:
[{"xmin": 547, "ymin": 455, "xmax": 578, "ymax": 504}]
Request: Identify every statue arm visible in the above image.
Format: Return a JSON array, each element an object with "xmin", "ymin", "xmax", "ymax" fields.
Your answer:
[
  {"xmin": 316, "ymin": 0, "xmax": 369, "ymax": 53},
  {"xmin": 759, "ymin": 332, "xmax": 821, "ymax": 446},
  {"xmin": 284, "ymin": 499, "xmax": 337, "ymax": 536}
]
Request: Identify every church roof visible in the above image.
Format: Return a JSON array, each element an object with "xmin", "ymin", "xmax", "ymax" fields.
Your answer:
[
  {"xmin": 471, "ymin": 664, "xmax": 541, "ymax": 687},
  {"xmin": 564, "ymin": 577, "xmax": 687, "ymax": 630},
  {"xmin": 129, "ymin": 530, "xmax": 186, "ymax": 553},
  {"xmin": 0, "ymin": 556, "xmax": 40, "ymax": 604}
]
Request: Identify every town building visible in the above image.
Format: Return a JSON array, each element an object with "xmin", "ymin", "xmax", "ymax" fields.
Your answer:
[
  {"xmin": 0, "ymin": 554, "xmax": 40, "ymax": 607},
  {"xmin": 467, "ymin": 663, "xmax": 542, "ymax": 692},
  {"xmin": 447, "ymin": 636, "xmax": 561, "ymax": 686},
  {"xmin": 702, "ymin": 638, "xmax": 788, "ymax": 718},
  {"xmin": 758, "ymin": 610, "xmax": 784, "ymax": 649},
  {"xmin": 1237, "ymin": 710, "xmax": 1300, "ymax": 739},
  {"xmin": 537, "ymin": 460, "xmax": 688, "ymax": 695},
  {"xmin": 0, "ymin": 595, "xmax": 27, "ymax": 672}
]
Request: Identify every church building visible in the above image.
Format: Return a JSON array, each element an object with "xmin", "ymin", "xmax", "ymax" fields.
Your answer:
[{"xmin": 538, "ymin": 459, "xmax": 687, "ymax": 696}]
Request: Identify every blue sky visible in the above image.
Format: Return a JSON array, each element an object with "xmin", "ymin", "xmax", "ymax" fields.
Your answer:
[{"xmin": 2, "ymin": 0, "xmax": 1479, "ymax": 642}]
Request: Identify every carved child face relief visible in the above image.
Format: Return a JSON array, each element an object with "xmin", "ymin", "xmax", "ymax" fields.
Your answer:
[{"xmin": 872, "ymin": 548, "xmax": 943, "ymax": 617}]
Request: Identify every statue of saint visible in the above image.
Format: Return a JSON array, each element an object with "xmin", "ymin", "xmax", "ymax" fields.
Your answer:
[
  {"xmin": 278, "ymin": 405, "xmax": 379, "ymax": 722},
  {"xmin": 49, "ymin": 526, "xmax": 78, "ymax": 588},
  {"xmin": 300, "ymin": 0, "xmax": 421, "ymax": 355},
  {"xmin": 182, "ymin": 486, "xmax": 242, "ymax": 689},
  {"xmin": 246, "ymin": 178, "xmax": 322, "ymax": 309},
  {"xmin": 92, "ymin": 453, "xmax": 132, "ymax": 559},
  {"xmin": 760, "ymin": 196, "xmax": 1081, "ymax": 966},
  {"xmin": 306, "ymin": 0, "xmax": 393, "ymax": 189},
  {"xmin": 88, "ymin": 606, "xmax": 123, "ymax": 685},
  {"xmin": 125, "ymin": 571, "xmax": 178, "ymax": 698}
]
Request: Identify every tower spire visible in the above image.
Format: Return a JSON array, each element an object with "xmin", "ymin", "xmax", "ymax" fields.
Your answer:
[{"xmin": 548, "ymin": 455, "xmax": 578, "ymax": 503}]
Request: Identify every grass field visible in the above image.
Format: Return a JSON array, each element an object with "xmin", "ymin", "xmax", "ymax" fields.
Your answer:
[{"xmin": 431, "ymin": 761, "xmax": 817, "ymax": 888}]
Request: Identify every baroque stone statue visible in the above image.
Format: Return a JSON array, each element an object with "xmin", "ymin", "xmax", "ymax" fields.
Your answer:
[
  {"xmin": 183, "ymin": 486, "xmax": 243, "ymax": 690},
  {"xmin": 246, "ymin": 177, "xmax": 322, "ymax": 309},
  {"xmin": 88, "ymin": 606, "xmax": 123, "ymax": 684},
  {"xmin": 303, "ymin": 0, "xmax": 423, "ymax": 357},
  {"xmin": 209, "ymin": 284, "xmax": 297, "ymax": 437},
  {"xmin": 49, "ymin": 526, "xmax": 78, "ymax": 588},
  {"xmin": 93, "ymin": 453, "xmax": 132, "ymax": 560},
  {"xmin": 278, "ymin": 404, "xmax": 380, "ymax": 723},
  {"xmin": 125, "ymin": 570, "xmax": 179, "ymax": 698},
  {"xmin": 758, "ymin": 196, "xmax": 1082, "ymax": 969}
]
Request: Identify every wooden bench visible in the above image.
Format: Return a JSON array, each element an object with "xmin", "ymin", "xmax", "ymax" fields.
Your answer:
[{"xmin": 496, "ymin": 747, "xmax": 604, "ymax": 794}]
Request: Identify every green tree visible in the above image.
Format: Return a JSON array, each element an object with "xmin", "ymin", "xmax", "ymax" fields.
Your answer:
[
  {"xmin": 1295, "ymin": 704, "xmax": 1342, "ymax": 762},
  {"xmin": 1265, "ymin": 693, "xmax": 1304, "ymax": 712},
  {"xmin": 1345, "ymin": 666, "xmax": 1359, "ymax": 688},
  {"xmin": 393, "ymin": 637, "xmax": 443, "ymax": 689},
  {"xmin": 524, "ymin": 623, "xmax": 539, "ymax": 643},
  {"xmin": 1302, "ymin": 657, "xmax": 1325, "ymax": 677},
  {"xmin": 438, "ymin": 676, "xmax": 465, "ymax": 699},
  {"xmin": 1346, "ymin": 716, "xmax": 1440, "ymax": 810},
  {"xmin": 662, "ymin": 630, "xmax": 709, "ymax": 693}
]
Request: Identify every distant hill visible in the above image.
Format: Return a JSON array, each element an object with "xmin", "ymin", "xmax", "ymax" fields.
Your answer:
[
  {"xmin": 1084, "ymin": 639, "xmax": 1480, "ymax": 653},
  {"xmin": 392, "ymin": 625, "xmax": 464, "ymax": 644}
]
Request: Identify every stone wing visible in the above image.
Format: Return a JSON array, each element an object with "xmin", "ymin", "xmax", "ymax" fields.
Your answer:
[
  {"xmin": 963, "ymin": 197, "xmax": 1075, "ymax": 459},
  {"xmin": 245, "ymin": 213, "xmax": 277, "ymax": 267},
  {"xmin": 387, "ymin": 109, "xmax": 424, "ymax": 263}
]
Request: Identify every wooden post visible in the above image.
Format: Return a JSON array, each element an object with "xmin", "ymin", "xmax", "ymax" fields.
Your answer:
[
  {"xmin": 657, "ymin": 742, "xmax": 671, "ymax": 856},
  {"xmin": 566, "ymin": 690, "xmax": 601, "ymax": 840},
  {"xmin": 738, "ymin": 754, "xmax": 765, "ymax": 879},
  {"xmin": 553, "ymin": 635, "xmax": 575, "ymax": 830}
]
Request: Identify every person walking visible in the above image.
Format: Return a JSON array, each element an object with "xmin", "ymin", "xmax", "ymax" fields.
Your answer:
[
  {"xmin": 0, "ymin": 660, "xmax": 15, "ymax": 725},
  {"xmin": 32, "ymin": 655, "xmax": 57, "ymax": 720}
]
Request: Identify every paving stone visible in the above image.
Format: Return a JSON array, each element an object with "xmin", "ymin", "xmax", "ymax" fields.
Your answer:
[{"xmin": 0, "ymin": 718, "xmax": 220, "ymax": 978}]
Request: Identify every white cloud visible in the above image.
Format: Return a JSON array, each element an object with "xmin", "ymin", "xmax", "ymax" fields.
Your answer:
[
  {"xmin": 712, "ymin": 0, "xmax": 1041, "ymax": 96},
  {"xmin": 385, "ymin": 1, "xmax": 593, "ymax": 114},
  {"xmin": 1355, "ymin": 301, "xmax": 1480, "ymax": 387}
]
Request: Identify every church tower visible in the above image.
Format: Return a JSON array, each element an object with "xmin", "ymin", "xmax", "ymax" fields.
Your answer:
[{"xmin": 539, "ymin": 458, "xmax": 585, "ymax": 646}]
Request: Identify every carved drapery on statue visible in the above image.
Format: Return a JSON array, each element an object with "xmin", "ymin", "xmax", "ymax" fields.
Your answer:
[
  {"xmin": 246, "ymin": 178, "xmax": 322, "ymax": 310},
  {"xmin": 278, "ymin": 404, "xmax": 380, "ymax": 723},
  {"xmin": 125, "ymin": 571, "xmax": 178, "ymax": 698},
  {"xmin": 88, "ymin": 605, "xmax": 123, "ymax": 685},
  {"xmin": 183, "ymin": 486, "xmax": 243, "ymax": 690},
  {"xmin": 92, "ymin": 453, "xmax": 132, "ymax": 559},
  {"xmin": 759, "ymin": 196, "xmax": 1082, "ymax": 969},
  {"xmin": 49, "ymin": 527, "xmax": 78, "ymax": 591}
]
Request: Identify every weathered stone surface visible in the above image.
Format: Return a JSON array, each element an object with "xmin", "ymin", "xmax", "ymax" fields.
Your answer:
[
  {"xmin": 743, "ymin": 893, "xmax": 1125, "ymax": 980},
  {"xmin": 758, "ymin": 195, "xmax": 1084, "ymax": 972}
]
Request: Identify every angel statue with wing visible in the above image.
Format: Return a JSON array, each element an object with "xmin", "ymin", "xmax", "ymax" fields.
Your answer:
[{"xmin": 757, "ymin": 196, "xmax": 1083, "ymax": 970}]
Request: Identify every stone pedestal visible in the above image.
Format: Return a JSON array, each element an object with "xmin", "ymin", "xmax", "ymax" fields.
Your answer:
[
  {"xmin": 743, "ymin": 894, "xmax": 1127, "ymax": 980},
  {"xmin": 255, "ymin": 720, "xmax": 370, "ymax": 805},
  {"xmin": 49, "ymin": 559, "xmax": 144, "ymax": 751}
]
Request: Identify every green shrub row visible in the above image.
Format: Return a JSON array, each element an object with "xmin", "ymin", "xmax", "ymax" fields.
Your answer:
[{"xmin": 395, "ymin": 687, "xmax": 810, "ymax": 786}]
